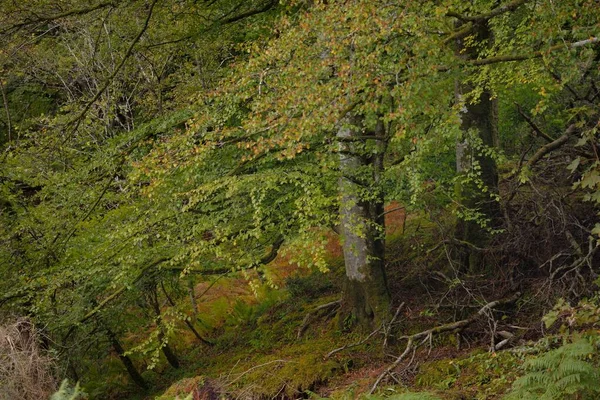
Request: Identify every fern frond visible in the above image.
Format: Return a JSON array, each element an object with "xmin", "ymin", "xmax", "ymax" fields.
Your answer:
[{"xmin": 503, "ymin": 337, "xmax": 600, "ymax": 400}]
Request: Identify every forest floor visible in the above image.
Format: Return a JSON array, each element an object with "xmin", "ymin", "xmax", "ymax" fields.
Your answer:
[{"xmin": 92, "ymin": 208, "xmax": 573, "ymax": 399}]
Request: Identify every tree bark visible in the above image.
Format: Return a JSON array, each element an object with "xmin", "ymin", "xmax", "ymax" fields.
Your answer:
[{"xmin": 337, "ymin": 116, "xmax": 390, "ymax": 330}]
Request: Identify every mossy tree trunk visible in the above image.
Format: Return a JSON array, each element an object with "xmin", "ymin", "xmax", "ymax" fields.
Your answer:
[
  {"xmin": 337, "ymin": 116, "xmax": 391, "ymax": 330},
  {"xmin": 454, "ymin": 21, "xmax": 502, "ymax": 272}
]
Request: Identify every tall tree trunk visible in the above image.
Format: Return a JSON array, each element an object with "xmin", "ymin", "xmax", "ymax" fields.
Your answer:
[
  {"xmin": 454, "ymin": 21, "xmax": 502, "ymax": 272},
  {"xmin": 106, "ymin": 328, "xmax": 148, "ymax": 390},
  {"xmin": 337, "ymin": 116, "xmax": 390, "ymax": 330}
]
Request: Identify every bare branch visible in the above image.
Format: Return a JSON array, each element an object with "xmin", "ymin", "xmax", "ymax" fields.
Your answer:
[
  {"xmin": 66, "ymin": 0, "xmax": 159, "ymax": 138},
  {"xmin": 0, "ymin": 1, "xmax": 117, "ymax": 35},
  {"xmin": 526, "ymin": 124, "xmax": 577, "ymax": 168}
]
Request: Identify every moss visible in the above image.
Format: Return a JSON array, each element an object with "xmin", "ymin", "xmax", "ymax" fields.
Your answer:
[
  {"xmin": 156, "ymin": 376, "xmax": 219, "ymax": 400},
  {"xmin": 162, "ymin": 291, "xmax": 355, "ymax": 399},
  {"xmin": 220, "ymin": 339, "xmax": 342, "ymax": 398},
  {"xmin": 413, "ymin": 349, "xmax": 523, "ymax": 399},
  {"xmin": 415, "ymin": 359, "xmax": 461, "ymax": 390}
]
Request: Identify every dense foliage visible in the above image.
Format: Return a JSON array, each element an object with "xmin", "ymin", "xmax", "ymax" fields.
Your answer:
[{"xmin": 0, "ymin": 0, "xmax": 599, "ymax": 398}]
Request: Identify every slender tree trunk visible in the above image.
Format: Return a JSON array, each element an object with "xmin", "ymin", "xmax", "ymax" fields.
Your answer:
[
  {"xmin": 147, "ymin": 285, "xmax": 180, "ymax": 369},
  {"xmin": 454, "ymin": 21, "xmax": 502, "ymax": 271},
  {"xmin": 0, "ymin": 80, "xmax": 11, "ymax": 142},
  {"xmin": 161, "ymin": 282, "xmax": 212, "ymax": 346},
  {"xmin": 187, "ymin": 278, "xmax": 198, "ymax": 317},
  {"xmin": 158, "ymin": 330, "xmax": 180, "ymax": 369},
  {"xmin": 337, "ymin": 116, "xmax": 390, "ymax": 330},
  {"xmin": 106, "ymin": 328, "xmax": 148, "ymax": 390}
]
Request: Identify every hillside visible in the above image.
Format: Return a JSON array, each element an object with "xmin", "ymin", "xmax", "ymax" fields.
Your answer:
[{"xmin": 0, "ymin": 1, "xmax": 599, "ymax": 399}]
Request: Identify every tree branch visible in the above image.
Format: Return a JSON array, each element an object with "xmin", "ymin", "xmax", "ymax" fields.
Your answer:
[
  {"xmin": 66, "ymin": 0, "xmax": 159, "ymax": 138},
  {"xmin": 446, "ymin": 0, "xmax": 530, "ymax": 23},
  {"xmin": 470, "ymin": 37, "xmax": 599, "ymax": 67},
  {"xmin": 164, "ymin": 236, "xmax": 284, "ymax": 276},
  {"xmin": 444, "ymin": 0, "xmax": 530, "ymax": 43},
  {"xmin": 78, "ymin": 257, "xmax": 171, "ymax": 325},
  {"xmin": 0, "ymin": 1, "xmax": 117, "ymax": 35},
  {"xmin": 218, "ymin": 0, "xmax": 278, "ymax": 25},
  {"xmin": 526, "ymin": 124, "xmax": 576, "ymax": 168},
  {"xmin": 515, "ymin": 103, "xmax": 555, "ymax": 143}
]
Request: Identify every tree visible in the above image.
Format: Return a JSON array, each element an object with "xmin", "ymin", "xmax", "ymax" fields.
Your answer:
[
  {"xmin": 0, "ymin": 0, "xmax": 598, "ymax": 394},
  {"xmin": 139, "ymin": 0, "xmax": 600, "ymax": 328},
  {"xmin": 0, "ymin": 0, "xmax": 281, "ymax": 388}
]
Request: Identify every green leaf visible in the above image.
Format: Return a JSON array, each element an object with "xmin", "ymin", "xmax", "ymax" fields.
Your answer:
[{"xmin": 567, "ymin": 157, "xmax": 580, "ymax": 173}]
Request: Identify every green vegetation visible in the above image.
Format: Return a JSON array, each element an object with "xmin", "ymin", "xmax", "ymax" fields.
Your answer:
[{"xmin": 0, "ymin": 0, "xmax": 599, "ymax": 399}]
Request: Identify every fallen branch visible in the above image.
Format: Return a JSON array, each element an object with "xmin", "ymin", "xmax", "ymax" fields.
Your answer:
[
  {"xmin": 369, "ymin": 292, "xmax": 521, "ymax": 394},
  {"xmin": 370, "ymin": 337, "xmax": 414, "ymax": 394},
  {"xmin": 494, "ymin": 330, "xmax": 515, "ymax": 351}
]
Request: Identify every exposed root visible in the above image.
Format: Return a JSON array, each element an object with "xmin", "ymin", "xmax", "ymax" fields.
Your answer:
[
  {"xmin": 325, "ymin": 302, "xmax": 405, "ymax": 359},
  {"xmin": 297, "ymin": 300, "xmax": 341, "ymax": 339}
]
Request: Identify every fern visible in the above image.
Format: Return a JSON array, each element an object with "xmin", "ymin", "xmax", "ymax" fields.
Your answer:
[
  {"xmin": 503, "ymin": 338, "xmax": 600, "ymax": 400},
  {"xmin": 50, "ymin": 379, "xmax": 86, "ymax": 400}
]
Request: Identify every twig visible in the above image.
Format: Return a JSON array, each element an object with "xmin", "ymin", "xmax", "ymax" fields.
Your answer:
[
  {"xmin": 515, "ymin": 103, "xmax": 554, "ymax": 143},
  {"xmin": 227, "ymin": 359, "xmax": 291, "ymax": 385},
  {"xmin": 66, "ymin": 0, "xmax": 159, "ymax": 138}
]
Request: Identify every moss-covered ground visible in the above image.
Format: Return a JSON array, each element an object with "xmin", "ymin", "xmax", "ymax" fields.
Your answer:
[{"xmin": 84, "ymin": 210, "xmax": 595, "ymax": 400}]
